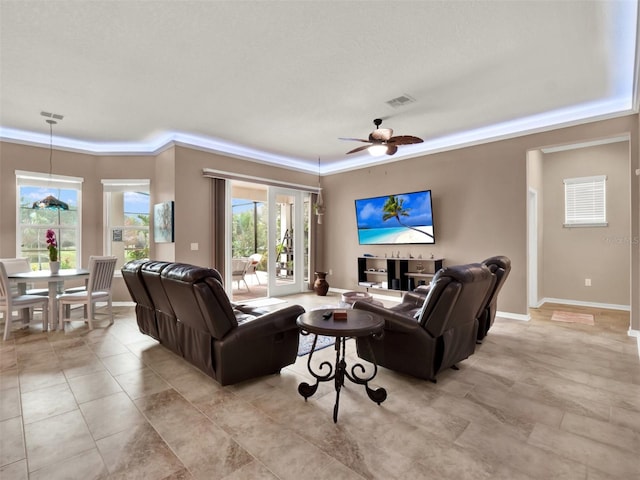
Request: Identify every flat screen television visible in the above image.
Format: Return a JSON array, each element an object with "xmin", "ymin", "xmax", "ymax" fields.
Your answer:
[{"xmin": 354, "ymin": 190, "xmax": 435, "ymax": 245}]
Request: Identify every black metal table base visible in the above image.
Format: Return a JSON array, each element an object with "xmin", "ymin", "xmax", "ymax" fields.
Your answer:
[{"xmin": 298, "ymin": 333, "xmax": 387, "ymax": 423}]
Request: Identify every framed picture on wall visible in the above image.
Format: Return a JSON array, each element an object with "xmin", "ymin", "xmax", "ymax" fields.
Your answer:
[{"xmin": 154, "ymin": 201, "xmax": 174, "ymax": 243}]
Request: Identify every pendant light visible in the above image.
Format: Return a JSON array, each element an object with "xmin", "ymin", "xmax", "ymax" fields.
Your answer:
[
  {"xmin": 33, "ymin": 118, "xmax": 69, "ymax": 210},
  {"xmin": 314, "ymin": 157, "xmax": 325, "ymax": 224}
]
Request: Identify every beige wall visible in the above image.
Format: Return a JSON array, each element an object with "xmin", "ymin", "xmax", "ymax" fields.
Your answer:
[
  {"xmin": 322, "ymin": 138, "xmax": 526, "ymax": 315},
  {"xmin": 0, "ymin": 142, "xmax": 157, "ymax": 300},
  {"xmin": 0, "ymin": 142, "xmax": 317, "ymax": 301},
  {"xmin": 171, "ymin": 146, "xmax": 319, "ymax": 268},
  {"xmin": 1, "ymin": 113, "xmax": 639, "ymax": 331},
  {"xmin": 541, "ymin": 141, "xmax": 630, "ymax": 306},
  {"xmin": 322, "ymin": 115, "xmax": 639, "ymax": 329},
  {"xmin": 153, "ymin": 147, "xmax": 176, "ymax": 262}
]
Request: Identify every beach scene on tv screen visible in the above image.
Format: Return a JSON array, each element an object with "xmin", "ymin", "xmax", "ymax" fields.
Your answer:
[{"xmin": 355, "ymin": 190, "xmax": 435, "ymax": 245}]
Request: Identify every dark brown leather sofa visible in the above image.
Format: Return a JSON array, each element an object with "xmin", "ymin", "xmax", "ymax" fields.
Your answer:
[
  {"xmin": 122, "ymin": 260, "xmax": 305, "ymax": 385},
  {"xmin": 353, "ymin": 263, "xmax": 494, "ymax": 382}
]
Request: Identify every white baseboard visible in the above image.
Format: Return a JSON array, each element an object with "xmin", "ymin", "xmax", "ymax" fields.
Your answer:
[
  {"xmin": 497, "ymin": 311, "xmax": 530, "ymax": 322},
  {"xmin": 114, "ymin": 301, "xmax": 135, "ymax": 307},
  {"xmin": 629, "ymin": 330, "xmax": 640, "ymax": 358},
  {"xmin": 539, "ymin": 297, "xmax": 630, "ymax": 312}
]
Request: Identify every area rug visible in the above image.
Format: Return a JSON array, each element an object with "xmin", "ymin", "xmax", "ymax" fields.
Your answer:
[
  {"xmin": 297, "ymin": 334, "xmax": 335, "ymax": 356},
  {"xmin": 551, "ymin": 310, "xmax": 595, "ymax": 325}
]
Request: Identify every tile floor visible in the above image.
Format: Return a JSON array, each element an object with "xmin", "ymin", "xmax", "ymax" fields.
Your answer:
[{"xmin": 0, "ymin": 293, "xmax": 639, "ymax": 479}]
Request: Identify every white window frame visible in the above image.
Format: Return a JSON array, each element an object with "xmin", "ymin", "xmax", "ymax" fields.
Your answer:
[
  {"xmin": 102, "ymin": 179, "xmax": 150, "ymax": 275},
  {"xmin": 16, "ymin": 170, "xmax": 83, "ymax": 268},
  {"xmin": 563, "ymin": 175, "xmax": 607, "ymax": 227}
]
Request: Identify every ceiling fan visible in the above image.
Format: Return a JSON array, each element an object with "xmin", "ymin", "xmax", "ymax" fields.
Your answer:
[{"xmin": 340, "ymin": 118, "xmax": 424, "ymax": 156}]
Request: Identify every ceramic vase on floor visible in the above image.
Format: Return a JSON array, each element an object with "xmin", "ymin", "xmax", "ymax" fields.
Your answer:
[
  {"xmin": 313, "ymin": 272, "xmax": 329, "ymax": 296},
  {"xmin": 49, "ymin": 261, "xmax": 60, "ymax": 274}
]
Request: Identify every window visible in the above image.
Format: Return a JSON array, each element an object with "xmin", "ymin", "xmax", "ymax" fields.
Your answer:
[
  {"xmin": 16, "ymin": 170, "xmax": 83, "ymax": 270},
  {"xmin": 564, "ymin": 175, "xmax": 607, "ymax": 227},
  {"xmin": 103, "ymin": 179, "xmax": 150, "ymax": 271}
]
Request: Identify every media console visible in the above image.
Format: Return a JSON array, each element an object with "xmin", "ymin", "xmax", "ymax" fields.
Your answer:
[{"xmin": 357, "ymin": 256, "xmax": 444, "ymax": 293}]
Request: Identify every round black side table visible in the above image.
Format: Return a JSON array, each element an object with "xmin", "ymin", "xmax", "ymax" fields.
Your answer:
[{"xmin": 296, "ymin": 309, "xmax": 387, "ymax": 422}]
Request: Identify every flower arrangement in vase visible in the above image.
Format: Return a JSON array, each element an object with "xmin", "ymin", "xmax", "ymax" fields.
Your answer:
[{"xmin": 46, "ymin": 229, "xmax": 60, "ymax": 273}]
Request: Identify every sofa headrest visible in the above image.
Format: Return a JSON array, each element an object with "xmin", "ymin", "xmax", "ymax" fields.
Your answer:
[
  {"xmin": 161, "ymin": 262, "xmax": 224, "ymax": 285},
  {"xmin": 141, "ymin": 261, "xmax": 175, "ymax": 316},
  {"xmin": 482, "ymin": 255, "xmax": 511, "ymax": 273},
  {"xmin": 481, "ymin": 255, "xmax": 511, "ymax": 305},
  {"xmin": 439, "ymin": 262, "xmax": 493, "ymax": 284},
  {"xmin": 121, "ymin": 259, "xmax": 154, "ymax": 309},
  {"xmin": 161, "ymin": 263, "xmax": 236, "ymax": 339},
  {"xmin": 419, "ymin": 263, "xmax": 493, "ymax": 336}
]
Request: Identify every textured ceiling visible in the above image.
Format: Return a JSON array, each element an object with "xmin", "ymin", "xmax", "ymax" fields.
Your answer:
[{"xmin": 0, "ymin": 1, "xmax": 637, "ymax": 174}]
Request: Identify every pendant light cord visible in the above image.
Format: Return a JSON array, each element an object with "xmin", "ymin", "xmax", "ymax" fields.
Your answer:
[
  {"xmin": 49, "ymin": 121, "xmax": 53, "ymax": 177},
  {"xmin": 47, "ymin": 119, "xmax": 56, "ymax": 179}
]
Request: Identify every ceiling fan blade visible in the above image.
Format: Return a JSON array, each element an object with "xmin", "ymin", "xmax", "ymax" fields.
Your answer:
[
  {"xmin": 370, "ymin": 128, "xmax": 393, "ymax": 142},
  {"xmin": 386, "ymin": 145, "xmax": 398, "ymax": 155},
  {"xmin": 387, "ymin": 135, "xmax": 424, "ymax": 145},
  {"xmin": 346, "ymin": 144, "xmax": 372, "ymax": 155},
  {"xmin": 339, "ymin": 137, "xmax": 371, "ymax": 143}
]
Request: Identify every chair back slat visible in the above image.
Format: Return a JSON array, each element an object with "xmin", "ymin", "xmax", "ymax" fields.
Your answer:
[
  {"xmin": 0, "ymin": 258, "xmax": 30, "ymax": 275},
  {"xmin": 88, "ymin": 256, "xmax": 117, "ymax": 292}
]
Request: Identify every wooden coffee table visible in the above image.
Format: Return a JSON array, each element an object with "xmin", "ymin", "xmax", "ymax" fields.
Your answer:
[{"xmin": 296, "ymin": 308, "xmax": 387, "ymax": 422}]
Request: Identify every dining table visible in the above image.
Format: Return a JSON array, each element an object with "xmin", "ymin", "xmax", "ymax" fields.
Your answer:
[{"xmin": 9, "ymin": 268, "xmax": 90, "ymax": 331}]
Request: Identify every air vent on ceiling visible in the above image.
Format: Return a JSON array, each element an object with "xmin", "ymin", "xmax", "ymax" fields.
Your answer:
[
  {"xmin": 386, "ymin": 94, "xmax": 416, "ymax": 108},
  {"xmin": 41, "ymin": 111, "xmax": 64, "ymax": 121}
]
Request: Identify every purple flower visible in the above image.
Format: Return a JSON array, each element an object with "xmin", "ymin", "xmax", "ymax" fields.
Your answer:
[{"xmin": 46, "ymin": 229, "xmax": 58, "ymax": 262}]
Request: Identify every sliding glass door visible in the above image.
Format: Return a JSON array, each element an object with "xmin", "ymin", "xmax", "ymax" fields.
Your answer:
[
  {"xmin": 229, "ymin": 181, "xmax": 268, "ymax": 301},
  {"xmin": 228, "ymin": 181, "xmax": 310, "ymax": 300},
  {"xmin": 268, "ymin": 187, "xmax": 310, "ymax": 297}
]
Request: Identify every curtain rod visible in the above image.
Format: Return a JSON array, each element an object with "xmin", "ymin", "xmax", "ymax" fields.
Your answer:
[{"xmin": 202, "ymin": 168, "xmax": 320, "ymax": 193}]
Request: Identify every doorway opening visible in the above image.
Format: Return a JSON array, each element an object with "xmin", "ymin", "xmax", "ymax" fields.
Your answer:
[{"xmin": 229, "ymin": 181, "xmax": 311, "ymax": 301}]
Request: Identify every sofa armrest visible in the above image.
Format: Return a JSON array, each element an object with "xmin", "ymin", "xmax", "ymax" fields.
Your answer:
[
  {"xmin": 401, "ymin": 291, "xmax": 427, "ymax": 308},
  {"xmin": 413, "ymin": 285, "xmax": 431, "ymax": 297},
  {"xmin": 232, "ymin": 303, "xmax": 270, "ymax": 316},
  {"xmin": 353, "ymin": 300, "xmax": 423, "ymax": 335},
  {"xmin": 230, "ymin": 305, "xmax": 305, "ymax": 340}
]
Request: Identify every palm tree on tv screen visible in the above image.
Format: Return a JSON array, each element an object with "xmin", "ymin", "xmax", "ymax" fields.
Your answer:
[{"xmin": 382, "ymin": 195, "xmax": 434, "ymax": 239}]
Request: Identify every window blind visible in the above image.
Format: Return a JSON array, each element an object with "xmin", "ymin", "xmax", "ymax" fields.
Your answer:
[
  {"xmin": 563, "ymin": 175, "xmax": 607, "ymax": 227},
  {"xmin": 16, "ymin": 170, "xmax": 83, "ymax": 188},
  {"xmin": 101, "ymin": 179, "xmax": 150, "ymax": 193}
]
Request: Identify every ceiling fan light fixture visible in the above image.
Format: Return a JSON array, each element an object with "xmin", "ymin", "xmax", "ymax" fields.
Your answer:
[
  {"xmin": 342, "ymin": 118, "xmax": 423, "ymax": 156},
  {"xmin": 368, "ymin": 144, "xmax": 388, "ymax": 156}
]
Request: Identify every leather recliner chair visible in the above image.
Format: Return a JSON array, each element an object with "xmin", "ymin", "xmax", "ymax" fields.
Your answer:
[
  {"xmin": 476, "ymin": 255, "xmax": 511, "ymax": 342},
  {"xmin": 353, "ymin": 263, "xmax": 494, "ymax": 382}
]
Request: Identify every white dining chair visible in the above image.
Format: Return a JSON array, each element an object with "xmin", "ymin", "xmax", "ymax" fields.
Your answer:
[
  {"xmin": 0, "ymin": 257, "xmax": 31, "ymax": 295},
  {"xmin": 0, "ymin": 257, "xmax": 49, "ymax": 297},
  {"xmin": 0, "ymin": 263, "xmax": 49, "ymax": 341},
  {"xmin": 247, "ymin": 253, "xmax": 262, "ymax": 285},
  {"xmin": 231, "ymin": 258, "xmax": 251, "ymax": 292},
  {"xmin": 57, "ymin": 256, "xmax": 117, "ymax": 330}
]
